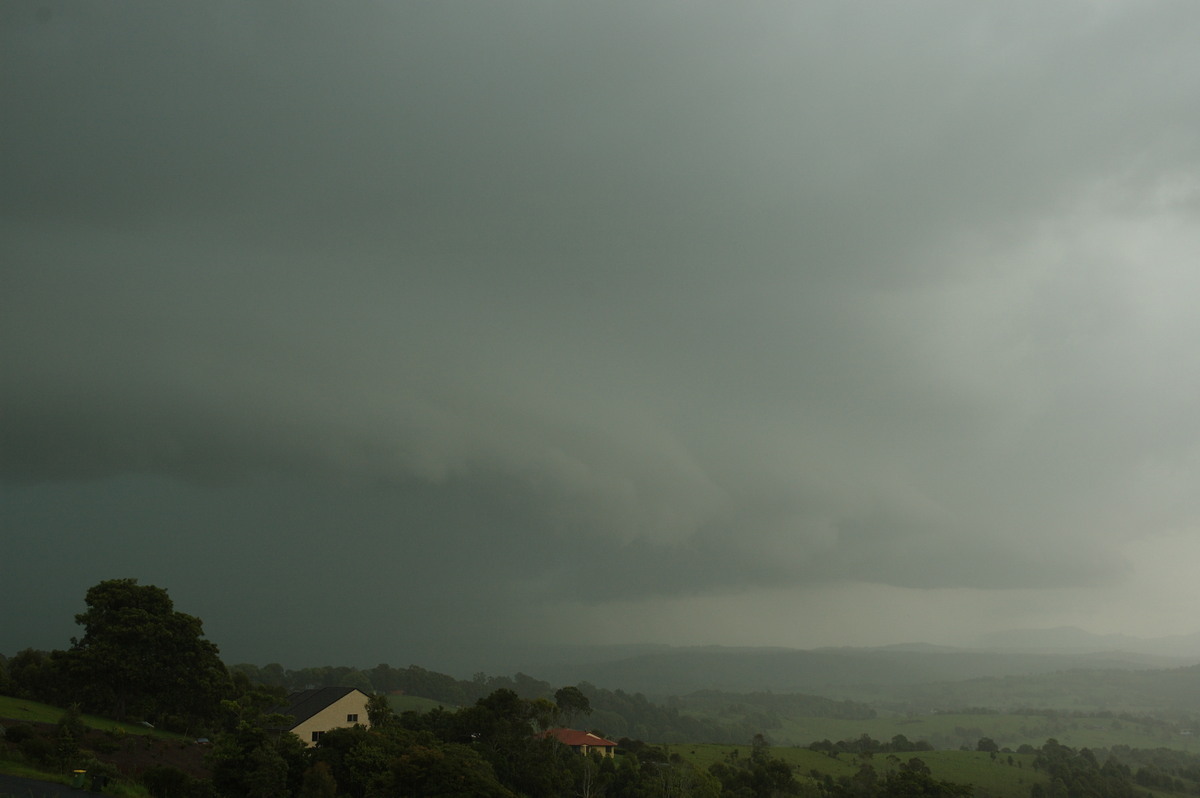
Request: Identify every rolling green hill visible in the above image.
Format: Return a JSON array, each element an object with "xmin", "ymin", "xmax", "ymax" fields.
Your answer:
[{"xmin": 0, "ymin": 696, "xmax": 182, "ymax": 739}]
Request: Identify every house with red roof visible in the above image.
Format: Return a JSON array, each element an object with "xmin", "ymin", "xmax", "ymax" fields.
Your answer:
[{"xmin": 542, "ymin": 727, "xmax": 618, "ymax": 757}]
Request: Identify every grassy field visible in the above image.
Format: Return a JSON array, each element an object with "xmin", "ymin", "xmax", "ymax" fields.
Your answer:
[
  {"xmin": 0, "ymin": 697, "xmax": 171, "ymax": 798},
  {"xmin": 683, "ymin": 706, "xmax": 1193, "ymax": 752},
  {"xmin": 385, "ymin": 693, "xmax": 457, "ymax": 713},
  {"xmin": 913, "ymin": 751, "xmax": 1045, "ymax": 798},
  {"xmin": 669, "ymin": 744, "xmax": 1049, "ymax": 798},
  {"xmin": 0, "ymin": 696, "xmax": 185, "ymax": 739}
]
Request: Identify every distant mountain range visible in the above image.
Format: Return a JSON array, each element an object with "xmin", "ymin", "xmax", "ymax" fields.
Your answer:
[
  {"xmin": 498, "ymin": 631, "xmax": 1200, "ymax": 699},
  {"xmin": 973, "ymin": 626, "xmax": 1200, "ymax": 658}
]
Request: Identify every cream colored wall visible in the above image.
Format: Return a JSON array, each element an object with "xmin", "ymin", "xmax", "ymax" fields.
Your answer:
[
  {"xmin": 581, "ymin": 744, "xmax": 615, "ymax": 758},
  {"xmin": 291, "ymin": 691, "xmax": 371, "ymax": 747}
]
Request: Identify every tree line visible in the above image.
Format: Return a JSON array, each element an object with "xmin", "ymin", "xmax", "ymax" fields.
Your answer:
[{"xmin": 229, "ymin": 661, "xmax": 787, "ymax": 744}]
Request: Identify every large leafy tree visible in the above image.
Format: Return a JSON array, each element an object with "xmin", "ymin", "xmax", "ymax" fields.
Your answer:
[
  {"xmin": 365, "ymin": 692, "xmax": 396, "ymax": 729},
  {"xmin": 209, "ymin": 712, "xmax": 309, "ymax": 798},
  {"xmin": 553, "ymin": 685, "xmax": 592, "ymax": 728},
  {"xmin": 59, "ymin": 578, "xmax": 230, "ymax": 728}
]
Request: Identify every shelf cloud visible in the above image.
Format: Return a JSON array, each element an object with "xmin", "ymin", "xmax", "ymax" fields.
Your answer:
[{"xmin": 5, "ymin": 1, "xmax": 1200, "ymax": 672}]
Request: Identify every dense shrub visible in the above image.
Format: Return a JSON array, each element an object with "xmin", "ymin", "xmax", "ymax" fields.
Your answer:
[
  {"xmin": 2, "ymin": 723, "xmax": 36, "ymax": 744},
  {"xmin": 20, "ymin": 735, "xmax": 55, "ymax": 766},
  {"xmin": 142, "ymin": 764, "xmax": 193, "ymax": 797}
]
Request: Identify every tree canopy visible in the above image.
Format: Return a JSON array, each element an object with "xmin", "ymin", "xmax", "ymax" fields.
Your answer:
[{"xmin": 57, "ymin": 578, "xmax": 230, "ymax": 727}]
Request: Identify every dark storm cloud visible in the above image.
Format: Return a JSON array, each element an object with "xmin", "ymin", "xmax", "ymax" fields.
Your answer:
[{"xmin": 5, "ymin": 1, "xmax": 1200, "ymax": 663}]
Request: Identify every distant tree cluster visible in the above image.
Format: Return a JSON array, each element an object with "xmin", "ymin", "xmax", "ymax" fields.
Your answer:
[
  {"xmin": 1107, "ymin": 744, "xmax": 1200, "ymax": 794},
  {"xmin": 708, "ymin": 734, "xmax": 806, "ymax": 797},
  {"xmin": 1029, "ymin": 738, "xmax": 1150, "ymax": 798},
  {"xmin": 808, "ymin": 732, "xmax": 935, "ymax": 756},
  {"xmin": 807, "ymin": 753, "xmax": 972, "ymax": 798}
]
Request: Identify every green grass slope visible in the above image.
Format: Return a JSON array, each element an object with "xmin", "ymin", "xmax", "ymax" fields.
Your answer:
[
  {"xmin": 0, "ymin": 696, "xmax": 182, "ymax": 739},
  {"xmin": 671, "ymin": 745, "xmax": 1048, "ymax": 798},
  {"xmin": 385, "ymin": 693, "xmax": 457, "ymax": 714}
]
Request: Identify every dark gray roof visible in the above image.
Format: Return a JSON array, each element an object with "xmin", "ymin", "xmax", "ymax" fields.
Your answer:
[{"xmin": 270, "ymin": 686, "xmax": 366, "ymax": 728}]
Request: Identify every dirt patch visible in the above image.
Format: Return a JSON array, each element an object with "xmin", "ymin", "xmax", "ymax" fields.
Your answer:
[
  {"xmin": 1, "ymin": 719, "xmax": 211, "ymax": 781},
  {"xmin": 80, "ymin": 730, "xmax": 211, "ymax": 780}
]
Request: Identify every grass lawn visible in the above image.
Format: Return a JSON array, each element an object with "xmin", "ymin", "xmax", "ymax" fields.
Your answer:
[{"xmin": 0, "ymin": 696, "xmax": 186, "ymax": 740}]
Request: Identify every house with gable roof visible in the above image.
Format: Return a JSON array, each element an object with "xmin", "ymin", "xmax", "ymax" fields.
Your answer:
[
  {"xmin": 271, "ymin": 686, "xmax": 371, "ymax": 746},
  {"xmin": 541, "ymin": 727, "xmax": 618, "ymax": 757}
]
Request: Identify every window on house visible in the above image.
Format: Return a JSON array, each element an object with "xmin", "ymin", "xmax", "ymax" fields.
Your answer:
[
  {"xmin": 347, "ymin": 714, "xmax": 358, "ymax": 722},
  {"xmin": 311, "ymin": 731, "xmax": 323, "ymax": 743}
]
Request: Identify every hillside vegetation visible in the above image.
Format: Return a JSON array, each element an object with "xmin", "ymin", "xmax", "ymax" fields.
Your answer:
[{"xmin": 10, "ymin": 578, "xmax": 1200, "ymax": 798}]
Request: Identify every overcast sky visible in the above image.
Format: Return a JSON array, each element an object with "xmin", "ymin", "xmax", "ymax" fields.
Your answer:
[{"xmin": 5, "ymin": 1, "xmax": 1200, "ymax": 675}]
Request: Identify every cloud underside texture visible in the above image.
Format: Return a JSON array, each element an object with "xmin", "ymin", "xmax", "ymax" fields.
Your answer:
[{"xmin": 5, "ymin": 1, "xmax": 1200, "ymax": 646}]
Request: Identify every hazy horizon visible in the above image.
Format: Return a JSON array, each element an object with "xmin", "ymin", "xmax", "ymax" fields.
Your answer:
[{"xmin": 6, "ymin": 1, "xmax": 1200, "ymax": 674}]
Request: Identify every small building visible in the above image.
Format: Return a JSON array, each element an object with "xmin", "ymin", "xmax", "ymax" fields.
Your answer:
[
  {"xmin": 271, "ymin": 686, "xmax": 371, "ymax": 746},
  {"xmin": 542, "ymin": 728, "xmax": 618, "ymax": 757}
]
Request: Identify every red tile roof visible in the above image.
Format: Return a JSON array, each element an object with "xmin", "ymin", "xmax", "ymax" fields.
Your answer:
[{"xmin": 542, "ymin": 728, "xmax": 618, "ymax": 747}]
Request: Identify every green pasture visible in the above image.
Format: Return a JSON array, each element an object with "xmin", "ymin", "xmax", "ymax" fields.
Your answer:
[
  {"xmin": 385, "ymin": 693, "xmax": 457, "ymax": 714},
  {"xmin": 0, "ymin": 696, "xmax": 185, "ymax": 740},
  {"xmin": 693, "ymin": 708, "xmax": 1192, "ymax": 752},
  {"xmin": 913, "ymin": 751, "xmax": 1045, "ymax": 798},
  {"xmin": 670, "ymin": 744, "xmax": 1049, "ymax": 798},
  {"xmin": 0, "ymin": 697, "xmax": 157, "ymax": 798},
  {"xmin": 0, "ymin": 697, "xmax": 163, "ymax": 797}
]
